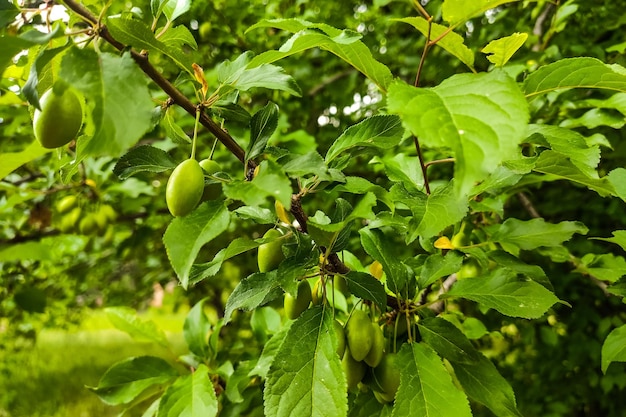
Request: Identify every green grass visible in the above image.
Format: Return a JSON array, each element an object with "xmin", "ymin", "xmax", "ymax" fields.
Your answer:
[{"xmin": 0, "ymin": 311, "xmax": 186, "ymax": 417}]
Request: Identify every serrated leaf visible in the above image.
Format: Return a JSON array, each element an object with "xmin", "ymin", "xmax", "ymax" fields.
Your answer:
[
  {"xmin": 492, "ymin": 217, "xmax": 588, "ymax": 250},
  {"xmin": 524, "ymin": 57, "xmax": 626, "ymax": 99},
  {"xmin": 481, "ymin": 33, "xmax": 528, "ymax": 67},
  {"xmin": 163, "ymin": 201, "xmax": 230, "ymax": 289},
  {"xmin": 325, "ymin": 115, "xmax": 403, "ymax": 164},
  {"xmin": 417, "ymin": 318, "xmax": 481, "ymax": 364},
  {"xmin": 223, "ymin": 160, "xmax": 292, "ymax": 209},
  {"xmin": 113, "ymin": 145, "xmax": 177, "ymax": 179},
  {"xmin": 184, "ymin": 299, "xmax": 212, "ymax": 360},
  {"xmin": 471, "ymin": 158, "xmax": 535, "ymax": 197},
  {"xmin": 59, "ymin": 49, "xmax": 153, "ymax": 157},
  {"xmin": 360, "ymin": 228, "xmax": 410, "ymax": 295},
  {"xmin": 602, "ymin": 324, "xmax": 626, "ymax": 373},
  {"xmin": 387, "ymin": 72, "xmax": 528, "ymax": 196},
  {"xmin": 157, "ymin": 364, "xmax": 217, "ymax": 417},
  {"xmin": 234, "ymin": 206, "xmax": 277, "ymax": 224},
  {"xmin": 247, "ymin": 102, "xmax": 279, "ymax": 161},
  {"xmin": 160, "ymin": 25, "xmax": 198, "ymax": 50},
  {"xmin": 451, "ymin": 355, "xmax": 522, "ymax": 417},
  {"xmin": 264, "ymin": 307, "xmax": 347, "ymax": 417},
  {"xmin": 607, "ymin": 168, "xmax": 626, "ymax": 202},
  {"xmin": 344, "ymin": 271, "xmax": 386, "ymax": 311},
  {"xmin": 282, "ymin": 152, "xmax": 333, "ymax": 180},
  {"xmin": 442, "ymin": 0, "xmax": 519, "ymax": 26},
  {"xmin": 418, "ymin": 252, "xmax": 463, "ymax": 290},
  {"xmin": 331, "ymin": 176, "xmax": 393, "ymax": 210},
  {"xmin": 89, "ymin": 356, "xmax": 178, "ymax": 405},
  {"xmin": 488, "ymin": 250, "xmax": 552, "ymax": 289},
  {"xmin": 189, "ymin": 238, "xmax": 261, "ymax": 286},
  {"xmin": 247, "ymin": 19, "xmax": 393, "ymax": 91},
  {"xmin": 395, "ymin": 17, "xmax": 474, "ymax": 71},
  {"xmin": 377, "ymin": 154, "xmax": 425, "ymax": 190},
  {"xmin": 578, "ymin": 253, "xmax": 626, "ymax": 283},
  {"xmin": 105, "ymin": 307, "xmax": 169, "ymax": 347},
  {"xmin": 224, "ymin": 271, "xmax": 284, "ymax": 324},
  {"xmin": 442, "ymin": 269, "xmax": 559, "ymax": 319},
  {"xmin": 392, "ymin": 343, "xmax": 472, "ymax": 417},
  {"xmin": 593, "ymin": 230, "xmax": 626, "ymax": 252}
]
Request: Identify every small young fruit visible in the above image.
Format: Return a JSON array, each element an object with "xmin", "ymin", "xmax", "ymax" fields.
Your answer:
[
  {"xmin": 257, "ymin": 229, "xmax": 284, "ymax": 272},
  {"xmin": 372, "ymin": 353, "xmax": 401, "ymax": 400},
  {"xmin": 199, "ymin": 159, "xmax": 221, "ymax": 175},
  {"xmin": 333, "ymin": 320, "xmax": 346, "ymax": 358},
  {"xmin": 284, "ymin": 280, "xmax": 312, "ymax": 320},
  {"xmin": 34, "ymin": 86, "xmax": 83, "ymax": 149},
  {"xmin": 55, "ymin": 195, "xmax": 77, "ymax": 214},
  {"xmin": 166, "ymin": 159, "xmax": 205, "ymax": 217},
  {"xmin": 79, "ymin": 214, "xmax": 98, "ymax": 235},
  {"xmin": 59, "ymin": 207, "xmax": 82, "ymax": 233},
  {"xmin": 342, "ymin": 347, "xmax": 366, "ymax": 391},
  {"xmin": 364, "ymin": 323, "xmax": 385, "ymax": 368},
  {"xmin": 346, "ymin": 310, "xmax": 374, "ymax": 362}
]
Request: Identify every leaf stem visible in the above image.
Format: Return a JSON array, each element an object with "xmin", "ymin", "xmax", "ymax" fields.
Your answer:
[
  {"xmin": 191, "ymin": 106, "xmax": 201, "ymax": 160},
  {"xmin": 413, "ymin": 136, "xmax": 431, "ymax": 195},
  {"xmin": 414, "ymin": 16, "xmax": 432, "ymax": 87}
]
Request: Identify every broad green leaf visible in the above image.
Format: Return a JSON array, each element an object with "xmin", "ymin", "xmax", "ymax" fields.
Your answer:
[
  {"xmin": 442, "ymin": 269, "xmax": 559, "ymax": 319},
  {"xmin": 419, "ymin": 252, "xmax": 463, "ymax": 289},
  {"xmin": 523, "ymin": 57, "xmax": 626, "ymax": 99},
  {"xmin": 344, "ymin": 271, "xmax": 386, "ymax": 311},
  {"xmin": 488, "ymin": 250, "xmax": 552, "ymax": 289},
  {"xmin": 349, "ymin": 392, "xmax": 392, "ymax": 417},
  {"xmin": 578, "ymin": 253, "xmax": 626, "ymax": 283},
  {"xmin": 89, "ymin": 356, "xmax": 178, "ymax": 405},
  {"xmin": 0, "ymin": 24, "xmax": 64, "ymax": 74},
  {"xmin": 395, "ymin": 17, "xmax": 474, "ymax": 71},
  {"xmin": 264, "ymin": 307, "xmax": 347, "ymax": 417},
  {"xmin": 330, "ymin": 176, "xmax": 393, "ymax": 210},
  {"xmin": 246, "ymin": 102, "xmax": 279, "ymax": 161},
  {"xmin": 392, "ymin": 343, "xmax": 472, "ymax": 417},
  {"xmin": 376, "ymin": 154, "xmax": 425, "ymax": 191},
  {"xmin": 451, "ymin": 355, "xmax": 522, "ymax": 417},
  {"xmin": 105, "ymin": 307, "xmax": 169, "ymax": 347},
  {"xmin": 282, "ymin": 152, "xmax": 333, "ymax": 181},
  {"xmin": 184, "ymin": 299, "xmax": 212, "ymax": 360},
  {"xmin": 223, "ymin": 160, "xmax": 292, "ymax": 209},
  {"xmin": 234, "ymin": 206, "xmax": 277, "ymax": 224},
  {"xmin": 593, "ymin": 230, "xmax": 626, "ymax": 252},
  {"xmin": 481, "ymin": 33, "xmax": 528, "ymax": 67},
  {"xmin": 442, "ymin": 0, "xmax": 521, "ymax": 26},
  {"xmin": 0, "ymin": 140, "xmax": 52, "ymax": 180},
  {"xmin": 417, "ymin": 318, "xmax": 481, "ymax": 364},
  {"xmin": 561, "ymin": 108, "xmax": 626, "ymax": 129},
  {"xmin": 471, "ymin": 158, "xmax": 536, "ymax": 197},
  {"xmin": 189, "ymin": 238, "xmax": 261, "ymax": 285},
  {"xmin": 491, "ymin": 218, "xmax": 588, "ymax": 250},
  {"xmin": 59, "ymin": 49, "xmax": 154, "ymax": 157},
  {"xmin": 159, "ymin": 0, "xmax": 191, "ymax": 22},
  {"xmin": 163, "ymin": 201, "xmax": 231, "ymax": 289},
  {"xmin": 160, "ymin": 25, "xmax": 198, "ymax": 50},
  {"xmin": 23, "ymin": 44, "xmax": 70, "ymax": 109},
  {"xmin": 157, "ymin": 364, "xmax": 217, "ymax": 417},
  {"xmin": 360, "ymin": 228, "xmax": 411, "ymax": 295},
  {"xmin": 106, "ymin": 16, "xmax": 193, "ymax": 73},
  {"xmin": 162, "ymin": 108, "xmax": 191, "ymax": 144},
  {"xmin": 607, "ymin": 168, "xmax": 626, "ymax": 202},
  {"xmin": 325, "ymin": 115, "xmax": 403, "ymax": 164},
  {"xmin": 224, "ymin": 271, "xmax": 284, "ymax": 324},
  {"xmin": 0, "ymin": 241, "xmax": 52, "ymax": 262},
  {"xmin": 0, "ymin": 0, "xmax": 19, "ymax": 28},
  {"xmin": 113, "ymin": 145, "xmax": 177, "ymax": 179},
  {"xmin": 247, "ymin": 19, "xmax": 393, "ymax": 91},
  {"xmin": 249, "ymin": 321, "xmax": 293, "ymax": 379},
  {"xmin": 387, "ymin": 72, "xmax": 528, "ymax": 195},
  {"xmin": 602, "ymin": 324, "xmax": 626, "ymax": 373}
]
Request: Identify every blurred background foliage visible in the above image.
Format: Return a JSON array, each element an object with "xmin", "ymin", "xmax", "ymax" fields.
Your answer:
[{"xmin": 1, "ymin": 0, "xmax": 626, "ymax": 416}]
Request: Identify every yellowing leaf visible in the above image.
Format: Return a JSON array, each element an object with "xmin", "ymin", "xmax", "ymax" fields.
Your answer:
[{"xmin": 481, "ymin": 33, "xmax": 528, "ymax": 67}]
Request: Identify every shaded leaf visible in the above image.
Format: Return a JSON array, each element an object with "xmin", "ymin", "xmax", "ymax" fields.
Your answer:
[
  {"xmin": 224, "ymin": 271, "xmax": 283, "ymax": 324},
  {"xmin": 419, "ymin": 252, "xmax": 463, "ymax": 288},
  {"xmin": 247, "ymin": 102, "xmax": 279, "ymax": 161},
  {"xmin": 602, "ymin": 324, "xmax": 626, "ymax": 373},
  {"xmin": 344, "ymin": 271, "xmax": 386, "ymax": 311},
  {"xmin": 105, "ymin": 307, "xmax": 169, "ymax": 347},
  {"xmin": 184, "ymin": 299, "xmax": 212, "ymax": 360},
  {"xmin": 113, "ymin": 145, "xmax": 177, "ymax": 179},
  {"xmin": 417, "ymin": 317, "xmax": 481, "ymax": 364},
  {"xmin": 157, "ymin": 364, "xmax": 217, "ymax": 417},
  {"xmin": 593, "ymin": 230, "xmax": 626, "ymax": 252},
  {"xmin": 360, "ymin": 228, "xmax": 410, "ymax": 295},
  {"xmin": 491, "ymin": 217, "xmax": 588, "ymax": 250}
]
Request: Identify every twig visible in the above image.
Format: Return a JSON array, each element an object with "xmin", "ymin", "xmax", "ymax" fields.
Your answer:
[{"xmin": 413, "ymin": 136, "xmax": 431, "ymax": 194}]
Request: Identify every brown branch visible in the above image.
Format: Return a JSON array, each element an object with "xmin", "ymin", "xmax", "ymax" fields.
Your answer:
[
  {"xmin": 517, "ymin": 192, "xmax": 541, "ymax": 219},
  {"xmin": 413, "ymin": 136, "xmax": 431, "ymax": 194},
  {"xmin": 61, "ymin": 0, "xmax": 252, "ymax": 170}
]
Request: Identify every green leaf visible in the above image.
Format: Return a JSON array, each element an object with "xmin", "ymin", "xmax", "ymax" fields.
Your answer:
[
  {"xmin": 113, "ymin": 145, "xmax": 177, "ymax": 179},
  {"xmin": 360, "ymin": 228, "xmax": 410, "ymax": 295},
  {"xmin": 159, "ymin": 0, "xmax": 191, "ymax": 22},
  {"xmin": 163, "ymin": 201, "xmax": 231, "ymax": 289},
  {"xmin": 184, "ymin": 299, "xmax": 212, "ymax": 360},
  {"xmin": 190, "ymin": 238, "xmax": 261, "ymax": 285},
  {"xmin": 376, "ymin": 154, "xmax": 425, "ymax": 191},
  {"xmin": 395, "ymin": 17, "xmax": 474, "ymax": 71},
  {"xmin": 0, "ymin": 25, "xmax": 64, "ymax": 74},
  {"xmin": 491, "ymin": 218, "xmax": 588, "ymax": 250},
  {"xmin": 224, "ymin": 271, "xmax": 284, "ymax": 324},
  {"xmin": 282, "ymin": 152, "xmax": 333, "ymax": 181},
  {"xmin": 249, "ymin": 321, "xmax": 292, "ymax": 379},
  {"xmin": 419, "ymin": 252, "xmax": 463, "ymax": 289},
  {"xmin": 593, "ymin": 230, "xmax": 626, "ymax": 252},
  {"xmin": 247, "ymin": 19, "xmax": 393, "ymax": 91},
  {"xmin": 331, "ymin": 176, "xmax": 393, "ymax": 210},
  {"xmin": 607, "ymin": 168, "xmax": 626, "ymax": 202},
  {"xmin": 106, "ymin": 16, "xmax": 193, "ymax": 73},
  {"xmin": 0, "ymin": 140, "xmax": 52, "ymax": 180},
  {"xmin": 451, "ymin": 355, "xmax": 522, "ymax": 417},
  {"xmin": 325, "ymin": 115, "xmax": 404, "ymax": 164},
  {"xmin": 387, "ymin": 72, "xmax": 528, "ymax": 195},
  {"xmin": 105, "ymin": 307, "xmax": 169, "ymax": 347},
  {"xmin": 264, "ymin": 307, "xmax": 347, "ymax": 417},
  {"xmin": 160, "ymin": 25, "xmax": 198, "ymax": 50},
  {"xmin": 442, "ymin": 0, "xmax": 521, "ymax": 26},
  {"xmin": 223, "ymin": 160, "xmax": 292, "ymax": 209},
  {"xmin": 162, "ymin": 108, "xmax": 191, "ymax": 144},
  {"xmin": 442, "ymin": 269, "xmax": 559, "ymax": 319},
  {"xmin": 59, "ymin": 49, "xmax": 154, "ymax": 157},
  {"xmin": 23, "ymin": 44, "xmax": 70, "ymax": 110},
  {"xmin": 0, "ymin": 242, "xmax": 52, "ymax": 262},
  {"xmin": 488, "ymin": 250, "xmax": 552, "ymax": 289},
  {"xmin": 471, "ymin": 158, "xmax": 535, "ymax": 197},
  {"xmin": 392, "ymin": 343, "xmax": 472, "ymax": 417},
  {"xmin": 234, "ymin": 206, "xmax": 277, "ymax": 224},
  {"xmin": 417, "ymin": 318, "xmax": 481, "ymax": 364},
  {"xmin": 247, "ymin": 102, "xmax": 279, "ymax": 161},
  {"xmin": 523, "ymin": 57, "xmax": 626, "ymax": 99},
  {"xmin": 481, "ymin": 33, "xmax": 528, "ymax": 67},
  {"xmin": 344, "ymin": 271, "xmax": 386, "ymax": 311},
  {"xmin": 89, "ymin": 356, "xmax": 178, "ymax": 405},
  {"xmin": 157, "ymin": 364, "xmax": 218, "ymax": 417},
  {"xmin": 602, "ymin": 324, "xmax": 626, "ymax": 373},
  {"xmin": 578, "ymin": 253, "xmax": 626, "ymax": 283},
  {"xmin": 0, "ymin": 0, "xmax": 19, "ymax": 28}
]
